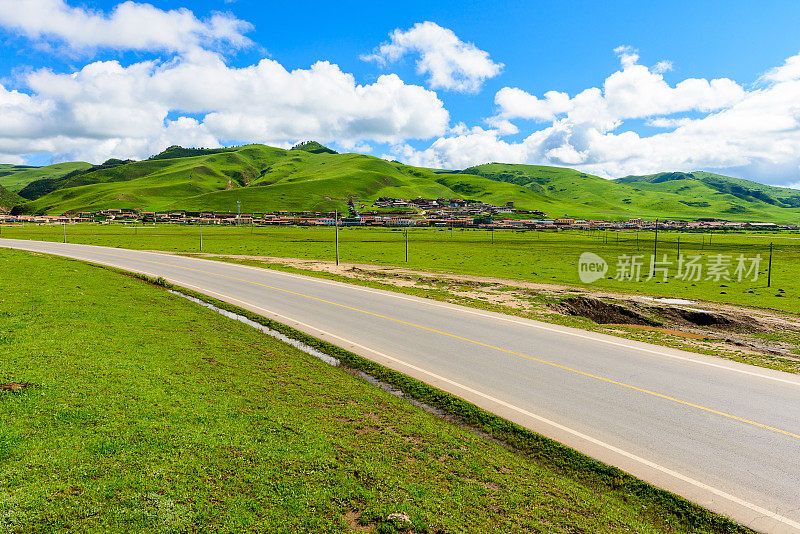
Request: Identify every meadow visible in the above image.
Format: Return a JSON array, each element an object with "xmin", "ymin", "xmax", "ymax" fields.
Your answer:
[
  {"xmin": 2, "ymin": 223, "xmax": 796, "ymax": 313},
  {"xmin": 0, "ymin": 247, "xmax": 748, "ymax": 533}
]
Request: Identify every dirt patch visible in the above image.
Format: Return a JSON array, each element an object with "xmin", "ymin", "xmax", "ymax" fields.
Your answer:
[
  {"xmin": 606, "ymin": 324, "xmax": 713, "ymax": 340},
  {"xmin": 343, "ymin": 510, "xmax": 375, "ymax": 533},
  {"xmin": 652, "ymin": 306, "xmax": 760, "ymax": 332},
  {"xmin": 0, "ymin": 382, "xmax": 32, "ymax": 392},
  {"xmin": 555, "ymin": 296, "xmax": 656, "ymax": 326}
]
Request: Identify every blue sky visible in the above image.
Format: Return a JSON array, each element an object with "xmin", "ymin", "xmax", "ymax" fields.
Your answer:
[{"xmin": 1, "ymin": 0, "xmax": 800, "ymax": 185}]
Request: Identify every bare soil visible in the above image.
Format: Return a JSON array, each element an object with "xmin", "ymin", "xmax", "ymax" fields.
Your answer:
[{"xmin": 0, "ymin": 382, "xmax": 31, "ymax": 392}]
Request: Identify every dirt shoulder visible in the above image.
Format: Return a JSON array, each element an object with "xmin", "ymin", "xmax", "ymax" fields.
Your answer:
[{"xmin": 158, "ymin": 251, "xmax": 800, "ymax": 372}]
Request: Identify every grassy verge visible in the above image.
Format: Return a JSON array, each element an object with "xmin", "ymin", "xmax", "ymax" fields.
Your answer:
[{"xmin": 0, "ymin": 248, "xmax": 752, "ymax": 533}]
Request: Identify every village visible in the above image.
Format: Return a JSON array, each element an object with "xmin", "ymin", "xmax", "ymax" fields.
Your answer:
[{"xmin": 0, "ymin": 195, "xmax": 791, "ymax": 231}]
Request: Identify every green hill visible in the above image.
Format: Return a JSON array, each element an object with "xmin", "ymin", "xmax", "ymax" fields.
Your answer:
[
  {"xmin": 148, "ymin": 145, "xmax": 237, "ymax": 161},
  {"xmin": 618, "ymin": 171, "xmax": 800, "ymax": 208},
  {"xmin": 0, "ymin": 184, "xmax": 23, "ymax": 213},
  {"xmin": 8, "ymin": 144, "xmax": 800, "ymax": 222},
  {"xmin": 463, "ymin": 164, "xmax": 800, "ymax": 222},
  {"xmin": 290, "ymin": 140, "xmax": 338, "ymax": 155},
  {"xmin": 16, "ymin": 144, "xmax": 557, "ymax": 215},
  {"xmin": 0, "ymin": 161, "xmax": 92, "ymax": 193}
]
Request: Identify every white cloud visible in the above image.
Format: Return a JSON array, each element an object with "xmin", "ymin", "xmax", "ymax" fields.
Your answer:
[
  {"xmin": 653, "ymin": 60, "xmax": 673, "ymax": 74},
  {"xmin": 362, "ymin": 21, "xmax": 503, "ymax": 93},
  {"xmin": 494, "ymin": 87, "xmax": 572, "ymax": 122},
  {"xmin": 0, "ymin": 51, "xmax": 449, "ymax": 163},
  {"xmin": 398, "ymin": 128, "xmax": 528, "ymax": 170},
  {"xmin": 613, "ymin": 45, "xmax": 640, "ymax": 68},
  {"xmin": 0, "ymin": 0, "xmax": 252, "ymax": 53},
  {"xmin": 761, "ymin": 53, "xmax": 800, "ymax": 83},
  {"xmin": 396, "ymin": 48, "xmax": 800, "ymax": 185},
  {"xmin": 495, "ymin": 47, "xmax": 745, "ymax": 128}
]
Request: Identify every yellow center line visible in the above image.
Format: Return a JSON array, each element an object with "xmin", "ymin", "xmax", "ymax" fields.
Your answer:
[{"xmin": 64, "ymin": 245, "xmax": 800, "ymax": 441}]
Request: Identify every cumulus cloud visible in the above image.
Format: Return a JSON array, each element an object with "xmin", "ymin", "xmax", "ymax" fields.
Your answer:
[
  {"xmin": 362, "ymin": 21, "xmax": 503, "ymax": 93},
  {"xmin": 0, "ymin": 51, "xmax": 449, "ymax": 163},
  {"xmin": 761, "ymin": 53, "xmax": 800, "ymax": 83},
  {"xmin": 495, "ymin": 46, "xmax": 745, "ymax": 128},
  {"xmin": 396, "ymin": 47, "xmax": 800, "ymax": 185},
  {"xmin": 494, "ymin": 87, "xmax": 572, "ymax": 122},
  {"xmin": 0, "ymin": 0, "xmax": 252, "ymax": 53}
]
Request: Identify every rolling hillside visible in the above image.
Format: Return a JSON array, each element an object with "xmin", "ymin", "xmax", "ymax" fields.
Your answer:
[
  {"xmin": 463, "ymin": 164, "xmax": 800, "ymax": 222},
  {"xmin": 0, "ymin": 184, "xmax": 23, "ymax": 213},
  {"xmin": 16, "ymin": 144, "xmax": 556, "ymax": 215},
  {"xmin": 0, "ymin": 161, "xmax": 92, "ymax": 193},
  {"xmin": 618, "ymin": 171, "xmax": 800, "ymax": 208},
  {"xmin": 5, "ymin": 144, "xmax": 800, "ymax": 222}
]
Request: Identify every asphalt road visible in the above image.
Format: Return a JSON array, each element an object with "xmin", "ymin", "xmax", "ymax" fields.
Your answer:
[{"xmin": 3, "ymin": 238, "xmax": 800, "ymax": 533}]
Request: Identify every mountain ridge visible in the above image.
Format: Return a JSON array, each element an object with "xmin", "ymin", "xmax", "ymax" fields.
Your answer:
[{"xmin": 5, "ymin": 144, "xmax": 800, "ymax": 222}]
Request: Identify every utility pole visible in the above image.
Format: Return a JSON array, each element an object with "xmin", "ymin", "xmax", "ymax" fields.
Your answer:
[
  {"xmin": 237, "ymin": 200, "xmax": 241, "ymax": 226},
  {"xmin": 63, "ymin": 220, "xmax": 66, "ymax": 243},
  {"xmin": 636, "ymin": 231, "xmax": 639, "ymax": 252},
  {"xmin": 767, "ymin": 242, "xmax": 773, "ymax": 287},
  {"xmin": 199, "ymin": 222, "xmax": 203, "ymax": 252},
  {"xmin": 335, "ymin": 210, "xmax": 339, "ymax": 266},
  {"xmin": 491, "ymin": 228, "xmax": 494, "ymax": 245},
  {"xmin": 677, "ymin": 235, "xmax": 680, "ymax": 256},
  {"xmin": 653, "ymin": 218, "xmax": 659, "ymax": 259},
  {"xmin": 405, "ymin": 225, "xmax": 409, "ymax": 262}
]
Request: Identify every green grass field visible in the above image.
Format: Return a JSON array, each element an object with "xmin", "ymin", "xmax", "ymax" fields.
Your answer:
[
  {"xmin": 2, "ymin": 224, "xmax": 796, "ymax": 313},
  {"xmin": 0, "ymin": 248, "xmax": 747, "ymax": 532}
]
